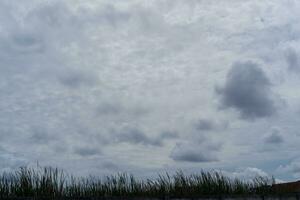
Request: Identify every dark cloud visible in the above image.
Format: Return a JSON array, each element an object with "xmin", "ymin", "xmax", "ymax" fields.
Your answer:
[
  {"xmin": 264, "ymin": 128, "xmax": 284, "ymax": 144},
  {"xmin": 101, "ymin": 161, "xmax": 119, "ymax": 170},
  {"xmin": 170, "ymin": 141, "xmax": 220, "ymax": 163},
  {"xmin": 73, "ymin": 147, "xmax": 101, "ymax": 157},
  {"xmin": 216, "ymin": 61, "xmax": 277, "ymax": 119},
  {"xmin": 170, "ymin": 151, "xmax": 216, "ymax": 162},
  {"xmin": 96, "ymin": 103, "xmax": 122, "ymax": 115},
  {"xmin": 159, "ymin": 131, "xmax": 179, "ymax": 140},
  {"xmin": 9, "ymin": 33, "xmax": 44, "ymax": 54},
  {"xmin": 29, "ymin": 125, "xmax": 57, "ymax": 144},
  {"xmin": 95, "ymin": 101, "xmax": 149, "ymax": 118},
  {"xmin": 112, "ymin": 128, "xmax": 179, "ymax": 147},
  {"xmin": 30, "ymin": 132, "xmax": 53, "ymax": 144},
  {"xmin": 195, "ymin": 119, "xmax": 215, "ymax": 131},
  {"xmin": 285, "ymin": 48, "xmax": 300, "ymax": 72},
  {"xmin": 96, "ymin": 4, "xmax": 131, "ymax": 27},
  {"xmin": 194, "ymin": 119, "xmax": 229, "ymax": 132},
  {"xmin": 114, "ymin": 127, "xmax": 162, "ymax": 146},
  {"xmin": 58, "ymin": 69, "xmax": 99, "ymax": 88}
]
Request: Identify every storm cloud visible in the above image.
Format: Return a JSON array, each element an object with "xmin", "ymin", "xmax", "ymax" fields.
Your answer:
[{"xmin": 217, "ymin": 61, "xmax": 277, "ymax": 120}]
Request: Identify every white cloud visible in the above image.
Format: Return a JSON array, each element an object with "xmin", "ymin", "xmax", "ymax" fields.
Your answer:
[
  {"xmin": 230, "ymin": 167, "xmax": 269, "ymax": 180},
  {"xmin": 276, "ymin": 160, "xmax": 300, "ymax": 179},
  {"xmin": 221, "ymin": 167, "xmax": 276, "ymax": 183}
]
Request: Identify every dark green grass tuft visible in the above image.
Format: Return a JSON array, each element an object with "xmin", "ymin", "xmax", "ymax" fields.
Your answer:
[{"xmin": 0, "ymin": 167, "xmax": 276, "ymax": 198}]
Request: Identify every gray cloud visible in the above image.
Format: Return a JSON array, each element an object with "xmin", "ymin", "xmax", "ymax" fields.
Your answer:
[
  {"xmin": 73, "ymin": 147, "xmax": 101, "ymax": 157},
  {"xmin": 159, "ymin": 131, "xmax": 179, "ymax": 140},
  {"xmin": 9, "ymin": 33, "xmax": 44, "ymax": 54},
  {"xmin": 101, "ymin": 161, "xmax": 119, "ymax": 170},
  {"xmin": 95, "ymin": 100, "xmax": 148, "ymax": 117},
  {"xmin": 96, "ymin": 4, "xmax": 131, "ymax": 27},
  {"xmin": 57, "ymin": 68, "xmax": 99, "ymax": 88},
  {"xmin": 285, "ymin": 48, "xmax": 300, "ymax": 72},
  {"xmin": 195, "ymin": 119, "xmax": 216, "ymax": 131},
  {"xmin": 194, "ymin": 119, "xmax": 229, "ymax": 132},
  {"xmin": 170, "ymin": 141, "xmax": 221, "ymax": 163},
  {"xmin": 96, "ymin": 102, "xmax": 122, "ymax": 115},
  {"xmin": 30, "ymin": 130, "xmax": 55, "ymax": 144},
  {"xmin": 0, "ymin": 0, "xmax": 299, "ymax": 178},
  {"xmin": 216, "ymin": 61, "xmax": 277, "ymax": 120},
  {"xmin": 111, "ymin": 128, "xmax": 178, "ymax": 147},
  {"xmin": 113, "ymin": 127, "xmax": 162, "ymax": 146},
  {"xmin": 264, "ymin": 128, "xmax": 284, "ymax": 144},
  {"xmin": 0, "ymin": 147, "xmax": 28, "ymax": 172},
  {"xmin": 277, "ymin": 160, "xmax": 300, "ymax": 179}
]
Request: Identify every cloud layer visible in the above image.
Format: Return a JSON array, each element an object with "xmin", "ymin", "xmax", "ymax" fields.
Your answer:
[{"xmin": 1, "ymin": 0, "xmax": 300, "ymax": 181}]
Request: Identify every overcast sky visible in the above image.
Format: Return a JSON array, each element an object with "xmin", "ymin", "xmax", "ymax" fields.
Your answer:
[{"xmin": 1, "ymin": 0, "xmax": 300, "ymax": 181}]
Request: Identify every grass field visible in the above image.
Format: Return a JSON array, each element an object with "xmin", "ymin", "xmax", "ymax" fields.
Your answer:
[{"xmin": 0, "ymin": 166, "xmax": 276, "ymax": 198}]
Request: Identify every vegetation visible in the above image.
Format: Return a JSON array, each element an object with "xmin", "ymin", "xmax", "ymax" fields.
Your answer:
[{"xmin": 0, "ymin": 166, "xmax": 276, "ymax": 198}]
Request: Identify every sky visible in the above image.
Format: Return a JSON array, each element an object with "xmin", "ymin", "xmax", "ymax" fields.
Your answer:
[{"xmin": 1, "ymin": 0, "xmax": 300, "ymax": 182}]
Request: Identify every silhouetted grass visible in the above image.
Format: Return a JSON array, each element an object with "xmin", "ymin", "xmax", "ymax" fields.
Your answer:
[{"xmin": 0, "ymin": 167, "xmax": 276, "ymax": 198}]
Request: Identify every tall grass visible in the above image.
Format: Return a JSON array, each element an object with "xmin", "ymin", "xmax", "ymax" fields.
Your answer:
[{"xmin": 0, "ymin": 167, "xmax": 276, "ymax": 198}]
